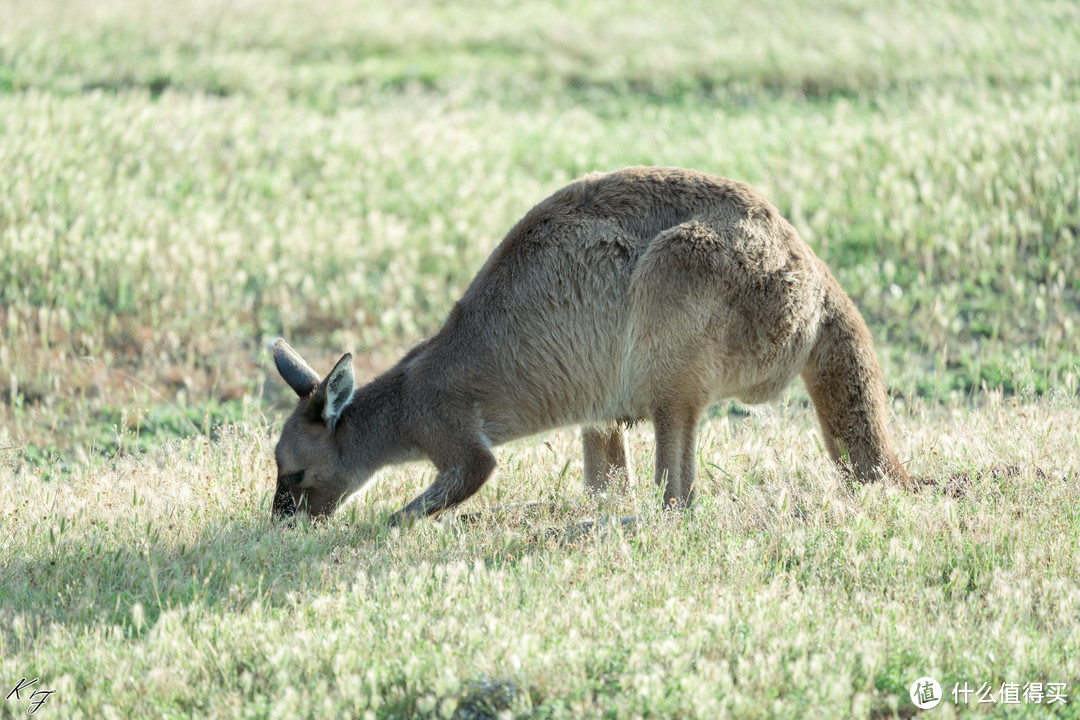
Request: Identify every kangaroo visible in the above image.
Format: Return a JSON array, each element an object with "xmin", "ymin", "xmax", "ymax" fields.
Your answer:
[{"xmin": 271, "ymin": 166, "xmax": 910, "ymax": 524}]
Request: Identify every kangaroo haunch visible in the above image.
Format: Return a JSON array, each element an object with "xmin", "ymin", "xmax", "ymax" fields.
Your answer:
[{"xmin": 271, "ymin": 166, "xmax": 910, "ymax": 524}]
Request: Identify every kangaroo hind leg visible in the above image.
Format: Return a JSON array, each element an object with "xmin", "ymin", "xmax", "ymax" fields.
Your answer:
[
  {"xmin": 652, "ymin": 405, "xmax": 701, "ymax": 509},
  {"xmin": 582, "ymin": 421, "xmax": 633, "ymax": 493}
]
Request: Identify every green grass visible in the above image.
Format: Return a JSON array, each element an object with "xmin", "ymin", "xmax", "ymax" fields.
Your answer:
[
  {"xmin": 2, "ymin": 397, "xmax": 1079, "ymax": 718},
  {"xmin": 1, "ymin": 0, "xmax": 1079, "ymax": 717}
]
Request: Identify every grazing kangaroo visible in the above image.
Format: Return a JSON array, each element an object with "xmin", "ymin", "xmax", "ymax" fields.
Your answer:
[{"xmin": 271, "ymin": 166, "xmax": 909, "ymax": 523}]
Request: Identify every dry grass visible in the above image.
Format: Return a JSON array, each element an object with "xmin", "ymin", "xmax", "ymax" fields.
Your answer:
[{"xmin": 1, "ymin": 391, "xmax": 1078, "ymax": 718}]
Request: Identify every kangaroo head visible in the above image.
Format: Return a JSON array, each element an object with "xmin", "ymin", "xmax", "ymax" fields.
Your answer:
[{"xmin": 271, "ymin": 339, "xmax": 356, "ymax": 520}]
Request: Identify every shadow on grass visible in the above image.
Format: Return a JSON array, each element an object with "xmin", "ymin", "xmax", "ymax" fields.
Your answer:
[
  {"xmin": 1, "ymin": 499, "xmax": 643, "ymax": 717},
  {"xmin": 0, "ymin": 495, "xmax": 649, "ymax": 655},
  {"xmin": 451, "ymin": 499, "xmax": 643, "ymax": 547},
  {"xmin": 0, "ymin": 509, "xmax": 378, "ymax": 649},
  {"xmin": 912, "ymin": 464, "xmax": 1050, "ymax": 498}
]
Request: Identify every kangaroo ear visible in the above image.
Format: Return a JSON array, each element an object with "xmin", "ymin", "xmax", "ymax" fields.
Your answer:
[
  {"xmin": 274, "ymin": 339, "xmax": 321, "ymax": 398},
  {"xmin": 313, "ymin": 353, "xmax": 354, "ymax": 428}
]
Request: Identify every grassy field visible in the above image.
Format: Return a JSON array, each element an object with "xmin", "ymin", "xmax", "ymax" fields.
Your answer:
[{"xmin": 1, "ymin": 0, "xmax": 1079, "ymax": 717}]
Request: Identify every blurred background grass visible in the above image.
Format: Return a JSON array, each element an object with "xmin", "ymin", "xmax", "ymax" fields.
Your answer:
[{"xmin": 1, "ymin": 0, "xmax": 1078, "ymax": 468}]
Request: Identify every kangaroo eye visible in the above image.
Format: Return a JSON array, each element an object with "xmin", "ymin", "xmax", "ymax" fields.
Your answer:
[{"xmin": 279, "ymin": 471, "xmax": 305, "ymax": 487}]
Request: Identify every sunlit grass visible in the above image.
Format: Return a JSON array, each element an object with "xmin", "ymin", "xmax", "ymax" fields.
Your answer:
[{"xmin": 2, "ymin": 393, "xmax": 1078, "ymax": 717}]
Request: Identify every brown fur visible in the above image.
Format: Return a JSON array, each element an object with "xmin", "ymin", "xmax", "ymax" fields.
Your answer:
[{"xmin": 271, "ymin": 166, "xmax": 910, "ymax": 523}]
